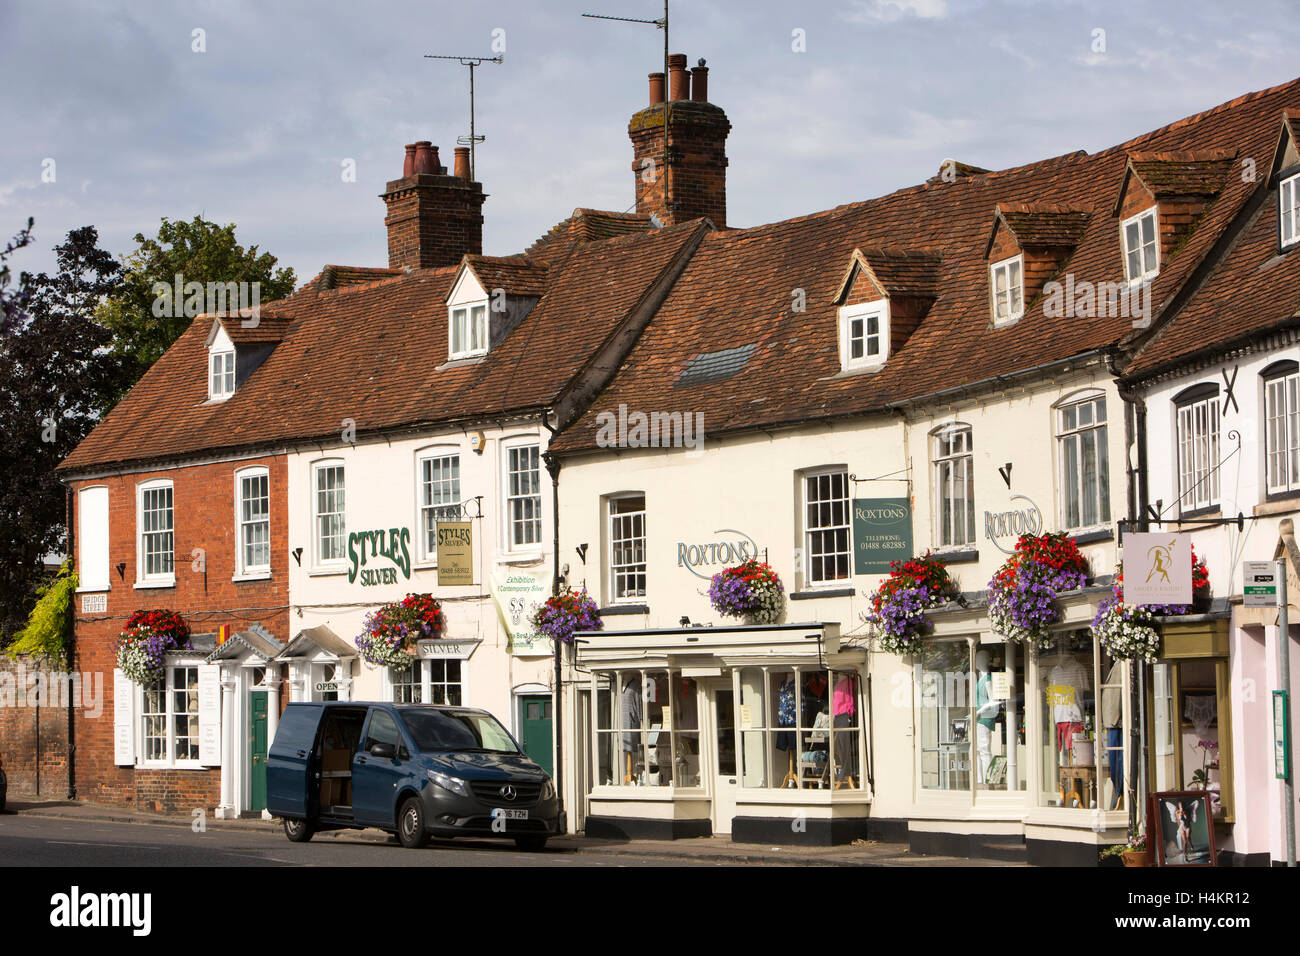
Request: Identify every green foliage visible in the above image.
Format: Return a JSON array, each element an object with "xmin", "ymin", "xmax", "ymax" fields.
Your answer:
[
  {"xmin": 97, "ymin": 215, "xmax": 297, "ymax": 395},
  {"xmin": 9, "ymin": 560, "xmax": 77, "ymax": 667}
]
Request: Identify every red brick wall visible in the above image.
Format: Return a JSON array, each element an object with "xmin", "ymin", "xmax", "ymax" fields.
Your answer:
[
  {"xmin": 67, "ymin": 454, "xmax": 288, "ymax": 811},
  {"xmin": 0, "ymin": 657, "xmax": 71, "ymax": 798},
  {"xmin": 629, "ymin": 101, "xmax": 731, "ymax": 229},
  {"xmin": 382, "ymin": 173, "xmax": 485, "ymax": 270}
]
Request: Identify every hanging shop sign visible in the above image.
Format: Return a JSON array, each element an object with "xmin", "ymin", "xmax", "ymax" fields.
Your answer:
[
  {"xmin": 436, "ymin": 522, "xmax": 474, "ymax": 586},
  {"xmin": 416, "ymin": 638, "xmax": 480, "ymax": 660},
  {"xmin": 490, "ymin": 570, "xmax": 551, "ymax": 656},
  {"xmin": 1122, "ymin": 533, "xmax": 1192, "ymax": 605},
  {"xmin": 852, "ymin": 498, "xmax": 913, "ymax": 574},
  {"xmin": 676, "ymin": 528, "xmax": 760, "ymax": 580},
  {"xmin": 314, "ymin": 681, "xmax": 339, "ymax": 693},
  {"xmin": 1243, "ymin": 561, "xmax": 1278, "ymax": 608},
  {"xmin": 347, "ymin": 527, "xmax": 412, "ymax": 586},
  {"xmin": 984, "ymin": 494, "xmax": 1044, "ymax": 554}
]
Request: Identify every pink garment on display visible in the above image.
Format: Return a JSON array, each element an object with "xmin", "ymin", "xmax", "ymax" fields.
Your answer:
[
  {"xmin": 1055, "ymin": 720, "xmax": 1084, "ymax": 753},
  {"xmin": 833, "ymin": 676, "xmax": 857, "ymax": 716}
]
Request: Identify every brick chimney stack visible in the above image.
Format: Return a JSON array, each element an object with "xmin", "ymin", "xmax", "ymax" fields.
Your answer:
[
  {"xmin": 629, "ymin": 53, "xmax": 730, "ymax": 229},
  {"xmin": 380, "ymin": 140, "xmax": 485, "ymax": 270}
]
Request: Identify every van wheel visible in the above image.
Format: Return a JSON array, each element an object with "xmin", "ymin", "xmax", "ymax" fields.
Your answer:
[
  {"xmin": 397, "ymin": 797, "xmax": 428, "ymax": 849},
  {"xmin": 283, "ymin": 818, "xmax": 314, "ymax": 843},
  {"xmin": 514, "ymin": 835, "xmax": 547, "ymax": 852}
]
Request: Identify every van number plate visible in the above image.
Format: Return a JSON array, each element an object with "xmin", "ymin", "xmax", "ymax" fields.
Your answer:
[{"xmin": 493, "ymin": 808, "xmax": 529, "ymax": 820}]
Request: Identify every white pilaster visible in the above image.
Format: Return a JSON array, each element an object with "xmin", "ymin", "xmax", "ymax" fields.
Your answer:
[{"xmin": 214, "ymin": 672, "xmax": 237, "ymax": 819}]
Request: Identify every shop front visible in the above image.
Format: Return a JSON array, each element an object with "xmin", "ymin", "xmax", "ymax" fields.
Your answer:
[
  {"xmin": 909, "ymin": 590, "xmax": 1132, "ymax": 865},
  {"xmin": 573, "ymin": 622, "xmax": 873, "ymax": 845}
]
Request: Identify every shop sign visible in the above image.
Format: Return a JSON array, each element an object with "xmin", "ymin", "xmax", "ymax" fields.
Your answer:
[
  {"xmin": 990, "ymin": 672, "xmax": 1011, "ymax": 701},
  {"xmin": 416, "ymin": 639, "xmax": 479, "ymax": 660},
  {"xmin": 490, "ymin": 570, "xmax": 552, "ymax": 656},
  {"xmin": 1243, "ymin": 561, "xmax": 1278, "ymax": 608},
  {"xmin": 347, "ymin": 527, "xmax": 412, "ymax": 586},
  {"xmin": 436, "ymin": 522, "xmax": 474, "ymax": 586},
  {"xmin": 676, "ymin": 528, "xmax": 759, "ymax": 580},
  {"xmin": 314, "ymin": 680, "xmax": 339, "ymax": 692},
  {"xmin": 852, "ymin": 498, "xmax": 913, "ymax": 574},
  {"xmin": 984, "ymin": 494, "xmax": 1043, "ymax": 554},
  {"xmin": 1123, "ymin": 533, "xmax": 1192, "ymax": 605}
]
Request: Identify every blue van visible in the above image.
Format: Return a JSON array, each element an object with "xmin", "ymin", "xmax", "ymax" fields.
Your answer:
[{"xmin": 267, "ymin": 701, "xmax": 558, "ymax": 851}]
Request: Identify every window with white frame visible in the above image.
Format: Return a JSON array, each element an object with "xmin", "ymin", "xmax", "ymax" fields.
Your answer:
[
  {"xmin": 990, "ymin": 255, "xmax": 1024, "ymax": 325},
  {"xmin": 78, "ymin": 486, "xmax": 110, "ymax": 591},
  {"xmin": 1056, "ymin": 393, "xmax": 1111, "ymax": 529},
  {"xmin": 1122, "ymin": 207, "xmax": 1159, "ymax": 282},
  {"xmin": 505, "ymin": 443, "xmax": 542, "ymax": 550},
  {"xmin": 609, "ymin": 494, "xmax": 646, "ymax": 601},
  {"xmin": 1264, "ymin": 361, "xmax": 1300, "ymax": 495},
  {"xmin": 450, "ymin": 304, "xmax": 488, "ymax": 359},
  {"xmin": 138, "ymin": 480, "xmax": 174, "ymax": 582},
  {"xmin": 804, "ymin": 469, "xmax": 850, "ymax": 585},
  {"xmin": 1175, "ymin": 385, "xmax": 1220, "ymax": 512},
  {"xmin": 313, "ymin": 462, "xmax": 346, "ymax": 567},
  {"xmin": 236, "ymin": 468, "xmax": 270, "ymax": 575},
  {"xmin": 933, "ymin": 425, "xmax": 975, "ymax": 548},
  {"xmin": 838, "ymin": 301, "xmax": 888, "ymax": 370},
  {"xmin": 1281, "ymin": 173, "xmax": 1300, "ymax": 249},
  {"xmin": 391, "ymin": 659, "xmax": 463, "ymax": 706},
  {"xmin": 141, "ymin": 665, "xmax": 200, "ymax": 765},
  {"xmin": 209, "ymin": 349, "xmax": 235, "ymax": 401},
  {"xmin": 418, "ymin": 452, "xmax": 461, "ymax": 561}
]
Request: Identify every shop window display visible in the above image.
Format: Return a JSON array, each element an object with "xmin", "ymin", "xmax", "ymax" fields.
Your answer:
[
  {"xmin": 919, "ymin": 640, "xmax": 971, "ymax": 791},
  {"xmin": 594, "ymin": 669, "xmax": 700, "ymax": 788},
  {"xmin": 1153, "ymin": 659, "xmax": 1225, "ymax": 817},
  {"xmin": 1040, "ymin": 630, "xmax": 1096, "ymax": 807}
]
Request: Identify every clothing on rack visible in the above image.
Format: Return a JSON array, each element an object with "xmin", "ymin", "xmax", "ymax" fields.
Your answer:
[{"xmin": 832, "ymin": 675, "xmax": 857, "ymax": 717}]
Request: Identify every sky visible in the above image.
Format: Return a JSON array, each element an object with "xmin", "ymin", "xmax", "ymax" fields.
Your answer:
[{"xmin": 2, "ymin": 0, "xmax": 1298, "ymax": 282}]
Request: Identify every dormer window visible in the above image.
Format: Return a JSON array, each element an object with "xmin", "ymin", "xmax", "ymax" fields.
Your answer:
[
  {"xmin": 838, "ymin": 301, "xmax": 888, "ymax": 371},
  {"xmin": 989, "ymin": 254, "xmax": 1024, "ymax": 326},
  {"xmin": 449, "ymin": 303, "xmax": 487, "ymax": 359},
  {"xmin": 1122, "ymin": 207, "xmax": 1159, "ymax": 282},
  {"xmin": 1281, "ymin": 173, "xmax": 1300, "ymax": 249},
  {"xmin": 209, "ymin": 349, "xmax": 234, "ymax": 400}
]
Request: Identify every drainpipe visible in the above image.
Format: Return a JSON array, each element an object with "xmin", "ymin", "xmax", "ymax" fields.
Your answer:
[
  {"xmin": 542, "ymin": 418, "xmax": 566, "ymax": 835},
  {"xmin": 65, "ymin": 482, "xmax": 76, "ymax": 800}
]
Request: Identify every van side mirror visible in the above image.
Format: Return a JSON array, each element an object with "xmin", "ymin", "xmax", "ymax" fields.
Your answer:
[{"xmin": 369, "ymin": 742, "xmax": 397, "ymax": 759}]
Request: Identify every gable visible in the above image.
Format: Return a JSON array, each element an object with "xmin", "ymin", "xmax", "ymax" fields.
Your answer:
[{"xmin": 447, "ymin": 265, "xmax": 489, "ymax": 307}]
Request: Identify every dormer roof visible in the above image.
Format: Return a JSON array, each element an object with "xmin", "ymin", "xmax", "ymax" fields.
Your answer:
[
  {"xmin": 1112, "ymin": 149, "xmax": 1236, "ymax": 215},
  {"xmin": 984, "ymin": 202, "xmax": 1092, "ymax": 257},
  {"xmin": 833, "ymin": 246, "xmax": 943, "ymax": 303},
  {"xmin": 455, "ymin": 254, "xmax": 550, "ymax": 301}
]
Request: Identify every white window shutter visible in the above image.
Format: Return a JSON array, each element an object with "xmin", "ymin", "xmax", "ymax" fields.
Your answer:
[
  {"xmin": 113, "ymin": 668, "xmax": 135, "ymax": 766},
  {"xmin": 198, "ymin": 664, "xmax": 221, "ymax": 766}
]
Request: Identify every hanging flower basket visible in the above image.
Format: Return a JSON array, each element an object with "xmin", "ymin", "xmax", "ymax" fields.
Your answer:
[
  {"xmin": 864, "ymin": 552, "xmax": 960, "ymax": 654},
  {"xmin": 116, "ymin": 609, "xmax": 192, "ymax": 685},
  {"xmin": 531, "ymin": 588, "xmax": 602, "ymax": 644},
  {"xmin": 1091, "ymin": 598, "xmax": 1161, "ymax": 662},
  {"xmin": 709, "ymin": 559, "xmax": 785, "ymax": 624},
  {"xmin": 355, "ymin": 593, "xmax": 445, "ymax": 668},
  {"xmin": 987, "ymin": 532, "xmax": 1089, "ymax": 650}
]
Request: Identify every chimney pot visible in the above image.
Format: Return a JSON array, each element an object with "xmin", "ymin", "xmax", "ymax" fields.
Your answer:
[
  {"xmin": 690, "ymin": 65, "xmax": 709, "ymax": 103},
  {"xmin": 648, "ymin": 72, "xmax": 666, "ymax": 105},
  {"xmin": 668, "ymin": 53, "xmax": 690, "ymax": 101},
  {"xmin": 454, "ymin": 146, "xmax": 471, "ymax": 180},
  {"xmin": 413, "ymin": 141, "xmax": 437, "ymax": 175},
  {"xmin": 403, "ymin": 143, "xmax": 417, "ymax": 177}
]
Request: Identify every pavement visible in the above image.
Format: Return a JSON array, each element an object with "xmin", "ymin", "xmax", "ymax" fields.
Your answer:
[{"xmin": 3, "ymin": 798, "xmax": 1009, "ymax": 866}]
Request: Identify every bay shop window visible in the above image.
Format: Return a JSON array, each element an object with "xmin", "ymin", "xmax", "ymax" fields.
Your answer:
[{"xmin": 915, "ymin": 629, "xmax": 1129, "ymax": 814}]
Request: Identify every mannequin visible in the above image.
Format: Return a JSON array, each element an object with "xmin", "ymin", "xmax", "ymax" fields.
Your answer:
[
  {"xmin": 1047, "ymin": 648, "xmax": 1090, "ymax": 764},
  {"xmin": 832, "ymin": 673, "xmax": 858, "ymax": 788},
  {"xmin": 974, "ymin": 650, "xmax": 1000, "ymax": 784},
  {"xmin": 621, "ymin": 675, "xmax": 642, "ymax": 783},
  {"xmin": 1102, "ymin": 661, "xmax": 1123, "ymax": 809}
]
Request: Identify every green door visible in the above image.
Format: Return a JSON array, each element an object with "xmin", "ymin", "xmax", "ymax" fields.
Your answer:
[
  {"xmin": 250, "ymin": 691, "xmax": 268, "ymax": 812},
  {"xmin": 520, "ymin": 695, "xmax": 553, "ymax": 777}
]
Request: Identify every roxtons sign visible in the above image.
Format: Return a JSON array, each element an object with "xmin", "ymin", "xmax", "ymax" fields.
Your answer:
[{"xmin": 676, "ymin": 528, "xmax": 759, "ymax": 580}]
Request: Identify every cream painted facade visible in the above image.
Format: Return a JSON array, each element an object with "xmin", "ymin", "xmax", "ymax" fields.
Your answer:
[
  {"xmin": 556, "ymin": 358, "xmax": 1138, "ymax": 858},
  {"xmin": 284, "ymin": 419, "xmax": 557, "ymax": 767}
]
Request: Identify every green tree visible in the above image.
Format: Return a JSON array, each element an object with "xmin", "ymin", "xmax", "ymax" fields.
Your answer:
[{"xmin": 97, "ymin": 215, "xmax": 297, "ymax": 393}]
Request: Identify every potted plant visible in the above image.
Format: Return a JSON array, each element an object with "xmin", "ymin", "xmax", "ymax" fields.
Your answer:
[
  {"xmin": 355, "ymin": 593, "xmax": 446, "ymax": 668},
  {"xmin": 1100, "ymin": 829, "xmax": 1151, "ymax": 867},
  {"xmin": 116, "ymin": 609, "xmax": 192, "ymax": 685},
  {"xmin": 709, "ymin": 559, "xmax": 785, "ymax": 624},
  {"xmin": 531, "ymin": 587, "xmax": 603, "ymax": 644},
  {"xmin": 987, "ymin": 532, "xmax": 1089, "ymax": 650},
  {"xmin": 864, "ymin": 552, "xmax": 960, "ymax": 654}
]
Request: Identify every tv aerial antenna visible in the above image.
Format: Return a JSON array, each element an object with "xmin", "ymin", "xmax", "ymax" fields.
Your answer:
[{"xmin": 423, "ymin": 53, "xmax": 503, "ymax": 180}]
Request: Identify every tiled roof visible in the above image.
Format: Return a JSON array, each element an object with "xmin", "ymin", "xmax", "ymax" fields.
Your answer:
[
  {"xmin": 59, "ymin": 220, "xmax": 705, "ymax": 472},
  {"xmin": 843, "ymin": 247, "xmax": 945, "ymax": 299},
  {"xmin": 991, "ymin": 203, "xmax": 1092, "ymax": 250},
  {"xmin": 551, "ymin": 77, "xmax": 1300, "ymax": 455},
  {"xmin": 462, "ymin": 254, "xmax": 550, "ymax": 298},
  {"xmin": 1122, "ymin": 150, "xmax": 1236, "ymax": 203},
  {"xmin": 216, "ymin": 313, "xmax": 294, "ymax": 345},
  {"xmin": 526, "ymin": 208, "xmax": 655, "ymax": 257}
]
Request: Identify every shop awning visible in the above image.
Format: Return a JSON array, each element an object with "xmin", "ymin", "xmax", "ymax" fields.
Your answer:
[{"xmin": 204, "ymin": 624, "xmax": 284, "ymax": 664}]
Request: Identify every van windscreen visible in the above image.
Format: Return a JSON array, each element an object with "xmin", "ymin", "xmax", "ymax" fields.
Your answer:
[{"xmin": 400, "ymin": 709, "xmax": 521, "ymax": 754}]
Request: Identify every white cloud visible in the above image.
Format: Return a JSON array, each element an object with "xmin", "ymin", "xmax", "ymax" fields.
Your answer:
[{"xmin": 842, "ymin": 0, "xmax": 949, "ymax": 23}]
